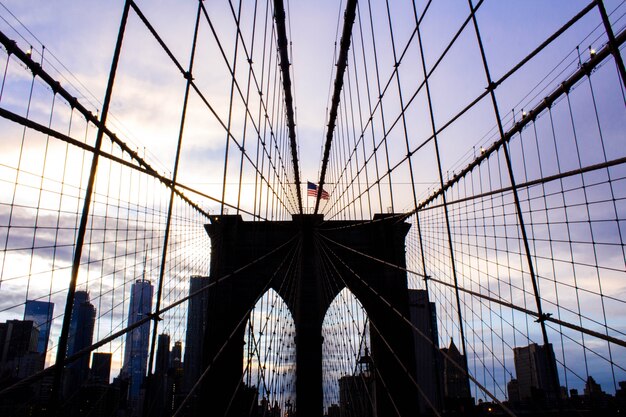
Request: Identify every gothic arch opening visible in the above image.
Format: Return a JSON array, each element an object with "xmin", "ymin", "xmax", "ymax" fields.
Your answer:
[
  {"xmin": 243, "ymin": 288, "xmax": 296, "ymax": 416},
  {"xmin": 322, "ymin": 288, "xmax": 373, "ymax": 416}
]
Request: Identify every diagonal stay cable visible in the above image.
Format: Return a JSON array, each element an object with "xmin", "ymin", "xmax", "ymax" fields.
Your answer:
[
  {"xmin": 399, "ymin": 23, "xmax": 626, "ymax": 221},
  {"xmin": 224, "ymin": 0, "xmax": 300, "ymax": 213},
  {"xmin": 129, "ymin": 1, "xmax": 297, "ymax": 214},
  {"xmin": 320, "ymin": 233, "xmax": 626, "ymax": 350},
  {"xmin": 317, "ymin": 242, "xmax": 408, "ymax": 417},
  {"xmin": 0, "ymin": 29, "xmax": 212, "ymax": 219},
  {"xmin": 317, "ymin": 236, "xmax": 517, "ymax": 417},
  {"xmin": 173, "ymin": 235, "xmax": 301, "ymax": 417},
  {"xmin": 197, "ymin": 0, "xmax": 298, "ymax": 214},
  {"xmin": 0, "ymin": 106, "xmax": 264, "ymax": 220},
  {"xmin": 317, "ymin": 235, "xmax": 440, "ymax": 417},
  {"xmin": 0, "ymin": 233, "xmax": 298, "ymax": 397},
  {"xmin": 324, "ymin": 1, "xmax": 612, "ymax": 218}
]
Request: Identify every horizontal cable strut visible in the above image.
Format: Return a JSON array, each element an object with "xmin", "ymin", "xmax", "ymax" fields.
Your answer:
[
  {"xmin": 0, "ymin": 233, "xmax": 298, "ymax": 397},
  {"xmin": 405, "ymin": 25, "xmax": 626, "ymax": 218},
  {"xmin": 315, "ymin": 0, "xmax": 358, "ymax": 214},
  {"xmin": 273, "ymin": 0, "xmax": 303, "ymax": 214},
  {"xmin": 320, "ymin": 234, "xmax": 626, "ymax": 350}
]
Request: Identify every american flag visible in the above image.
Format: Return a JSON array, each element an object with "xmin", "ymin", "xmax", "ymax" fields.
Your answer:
[{"xmin": 307, "ymin": 181, "xmax": 329, "ymax": 199}]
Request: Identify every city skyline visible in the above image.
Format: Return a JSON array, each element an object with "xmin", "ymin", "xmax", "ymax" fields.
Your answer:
[{"xmin": 0, "ymin": 0, "xmax": 623, "ymax": 415}]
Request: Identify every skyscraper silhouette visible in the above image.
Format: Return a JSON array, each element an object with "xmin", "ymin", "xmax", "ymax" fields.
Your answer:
[
  {"xmin": 0, "ymin": 319, "xmax": 41, "ymax": 381},
  {"xmin": 23, "ymin": 300, "xmax": 54, "ymax": 358},
  {"xmin": 440, "ymin": 338, "xmax": 472, "ymax": 411},
  {"xmin": 155, "ymin": 333, "xmax": 170, "ymax": 376},
  {"xmin": 90, "ymin": 352, "xmax": 112, "ymax": 384},
  {"xmin": 513, "ymin": 343, "xmax": 560, "ymax": 403},
  {"xmin": 408, "ymin": 289, "xmax": 442, "ymax": 414},
  {"xmin": 122, "ymin": 278, "xmax": 153, "ymax": 400},
  {"xmin": 170, "ymin": 340, "xmax": 182, "ymax": 370},
  {"xmin": 64, "ymin": 291, "xmax": 96, "ymax": 397},
  {"xmin": 183, "ymin": 275, "xmax": 209, "ymax": 392}
]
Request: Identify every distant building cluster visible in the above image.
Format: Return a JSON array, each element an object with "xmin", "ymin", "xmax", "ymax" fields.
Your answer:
[
  {"xmin": 1, "ymin": 284, "xmax": 626, "ymax": 416},
  {"xmin": 324, "ymin": 289, "xmax": 626, "ymax": 417},
  {"xmin": 0, "ymin": 274, "xmax": 217, "ymax": 417}
]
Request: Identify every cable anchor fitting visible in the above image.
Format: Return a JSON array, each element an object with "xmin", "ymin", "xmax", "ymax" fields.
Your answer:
[{"xmin": 535, "ymin": 312, "xmax": 552, "ymax": 323}]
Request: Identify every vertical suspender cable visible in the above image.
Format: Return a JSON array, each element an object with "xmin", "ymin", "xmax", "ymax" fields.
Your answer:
[
  {"xmin": 147, "ymin": 1, "xmax": 203, "ymax": 378},
  {"xmin": 51, "ymin": 1, "xmax": 133, "ymax": 412}
]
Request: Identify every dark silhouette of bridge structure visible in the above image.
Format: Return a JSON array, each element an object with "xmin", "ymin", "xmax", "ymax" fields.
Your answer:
[{"xmin": 0, "ymin": 0, "xmax": 624, "ymax": 416}]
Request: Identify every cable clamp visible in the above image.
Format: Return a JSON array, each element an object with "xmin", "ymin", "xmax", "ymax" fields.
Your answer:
[{"xmin": 535, "ymin": 312, "xmax": 552, "ymax": 323}]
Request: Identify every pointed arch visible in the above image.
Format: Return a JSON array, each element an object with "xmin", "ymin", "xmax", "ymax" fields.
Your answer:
[{"xmin": 244, "ymin": 288, "xmax": 296, "ymax": 414}]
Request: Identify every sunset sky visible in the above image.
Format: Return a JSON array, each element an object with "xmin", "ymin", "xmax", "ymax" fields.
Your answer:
[{"xmin": 0, "ymin": 0, "xmax": 624, "ymax": 404}]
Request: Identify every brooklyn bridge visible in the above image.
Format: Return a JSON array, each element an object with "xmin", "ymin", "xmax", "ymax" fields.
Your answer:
[{"xmin": 0, "ymin": 0, "xmax": 624, "ymax": 416}]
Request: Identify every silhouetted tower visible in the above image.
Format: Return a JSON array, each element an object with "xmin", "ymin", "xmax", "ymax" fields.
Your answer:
[
  {"xmin": 155, "ymin": 334, "xmax": 170, "ymax": 376},
  {"xmin": 64, "ymin": 291, "xmax": 96, "ymax": 397},
  {"xmin": 338, "ymin": 373, "xmax": 374, "ymax": 417},
  {"xmin": 122, "ymin": 278, "xmax": 154, "ymax": 400},
  {"xmin": 201, "ymin": 214, "xmax": 418, "ymax": 417},
  {"xmin": 513, "ymin": 343, "xmax": 560, "ymax": 403},
  {"xmin": 338, "ymin": 348, "xmax": 375, "ymax": 417},
  {"xmin": 23, "ymin": 300, "xmax": 54, "ymax": 357},
  {"xmin": 0, "ymin": 319, "xmax": 41, "ymax": 381},
  {"xmin": 440, "ymin": 338, "xmax": 472, "ymax": 411},
  {"xmin": 90, "ymin": 352, "xmax": 112, "ymax": 384},
  {"xmin": 170, "ymin": 340, "xmax": 182, "ymax": 370},
  {"xmin": 408, "ymin": 289, "xmax": 442, "ymax": 414},
  {"xmin": 183, "ymin": 275, "xmax": 209, "ymax": 392}
]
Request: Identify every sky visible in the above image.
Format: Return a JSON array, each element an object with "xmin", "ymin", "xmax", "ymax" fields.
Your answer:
[
  {"xmin": 2, "ymin": 0, "xmax": 620, "ymax": 194},
  {"xmin": 0, "ymin": 0, "xmax": 625, "ymax": 406}
]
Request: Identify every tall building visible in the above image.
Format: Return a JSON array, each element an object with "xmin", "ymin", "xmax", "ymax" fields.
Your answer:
[
  {"xmin": 64, "ymin": 291, "xmax": 96, "ymax": 397},
  {"xmin": 170, "ymin": 340, "xmax": 182, "ymax": 370},
  {"xmin": 23, "ymin": 300, "xmax": 54, "ymax": 357},
  {"xmin": 513, "ymin": 343, "xmax": 559, "ymax": 402},
  {"xmin": 122, "ymin": 278, "xmax": 154, "ymax": 400},
  {"xmin": 408, "ymin": 289, "xmax": 442, "ymax": 414},
  {"xmin": 440, "ymin": 338, "xmax": 472, "ymax": 410},
  {"xmin": 144, "ymin": 333, "xmax": 171, "ymax": 417},
  {"xmin": 66, "ymin": 291, "xmax": 90, "ymax": 356},
  {"xmin": 507, "ymin": 378, "xmax": 520, "ymax": 403},
  {"xmin": 0, "ymin": 319, "xmax": 42, "ymax": 381},
  {"xmin": 68, "ymin": 352, "xmax": 118, "ymax": 417},
  {"xmin": 338, "ymin": 374, "xmax": 375, "ymax": 417},
  {"xmin": 183, "ymin": 275, "xmax": 210, "ymax": 392},
  {"xmin": 326, "ymin": 404, "xmax": 340, "ymax": 417},
  {"xmin": 90, "ymin": 352, "xmax": 112, "ymax": 384},
  {"xmin": 155, "ymin": 334, "xmax": 170, "ymax": 376}
]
